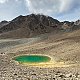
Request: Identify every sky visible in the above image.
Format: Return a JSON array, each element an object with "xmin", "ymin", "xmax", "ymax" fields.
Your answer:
[{"xmin": 0, "ymin": 0, "xmax": 80, "ymax": 22}]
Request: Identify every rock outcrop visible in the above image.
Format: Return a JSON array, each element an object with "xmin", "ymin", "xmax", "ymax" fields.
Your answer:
[{"xmin": 0, "ymin": 14, "xmax": 80, "ymax": 38}]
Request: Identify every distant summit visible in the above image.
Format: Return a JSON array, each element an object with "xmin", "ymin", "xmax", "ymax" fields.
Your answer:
[
  {"xmin": 0, "ymin": 14, "xmax": 80, "ymax": 38},
  {"xmin": 0, "ymin": 20, "xmax": 9, "ymax": 28}
]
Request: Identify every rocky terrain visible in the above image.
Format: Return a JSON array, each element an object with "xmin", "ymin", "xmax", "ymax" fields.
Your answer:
[
  {"xmin": 0, "ymin": 29, "xmax": 80, "ymax": 80},
  {"xmin": 0, "ymin": 14, "xmax": 80, "ymax": 39},
  {"xmin": 0, "ymin": 20, "xmax": 9, "ymax": 28},
  {"xmin": 0, "ymin": 14, "xmax": 80, "ymax": 80},
  {"xmin": 0, "ymin": 14, "xmax": 61, "ymax": 38}
]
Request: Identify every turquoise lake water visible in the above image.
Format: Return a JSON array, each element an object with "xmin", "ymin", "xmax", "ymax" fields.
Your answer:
[{"xmin": 14, "ymin": 55, "xmax": 51, "ymax": 63}]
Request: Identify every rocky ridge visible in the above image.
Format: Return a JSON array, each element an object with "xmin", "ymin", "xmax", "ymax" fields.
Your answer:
[{"xmin": 0, "ymin": 14, "xmax": 80, "ymax": 38}]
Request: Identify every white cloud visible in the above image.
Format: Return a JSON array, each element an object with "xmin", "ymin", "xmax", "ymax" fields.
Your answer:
[
  {"xmin": 0, "ymin": 0, "xmax": 20, "ymax": 3},
  {"xmin": 0, "ymin": 0, "xmax": 80, "ymax": 21},
  {"xmin": 25, "ymin": 0, "xmax": 80, "ymax": 15},
  {"xmin": 0, "ymin": 0, "xmax": 8, "ymax": 3},
  {"xmin": 60, "ymin": 0, "xmax": 80, "ymax": 13},
  {"xmin": 25, "ymin": 0, "xmax": 60, "ymax": 15},
  {"xmin": 59, "ymin": 0, "xmax": 73, "ymax": 13}
]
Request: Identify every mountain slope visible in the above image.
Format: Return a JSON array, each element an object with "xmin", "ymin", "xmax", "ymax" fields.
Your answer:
[
  {"xmin": 0, "ymin": 14, "xmax": 80, "ymax": 39},
  {"xmin": 0, "ymin": 20, "xmax": 9, "ymax": 28},
  {"xmin": 0, "ymin": 14, "xmax": 61, "ymax": 38}
]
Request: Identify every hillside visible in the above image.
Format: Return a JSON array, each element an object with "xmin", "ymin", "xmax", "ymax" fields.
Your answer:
[
  {"xmin": 0, "ymin": 14, "xmax": 61, "ymax": 38},
  {"xmin": 0, "ymin": 20, "xmax": 9, "ymax": 28},
  {"xmin": 0, "ymin": 14, "xmax": 80, "ymax": 80},
  {"xmin": 0, "ymin": 14, "xmax": 80, "ymax": 39}
]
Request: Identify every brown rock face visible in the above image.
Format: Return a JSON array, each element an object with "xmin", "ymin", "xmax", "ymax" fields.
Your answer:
[
  {"xmin": 0, "ymin": 20, "xmax": 9, "ymax": 28},
  {"xmin": 0, "ymin": 14, "xmax": 80, "ymax": 39},
  {"xmin": 0, "ymin": 14, "xmax": 61, "ymax": 38}
]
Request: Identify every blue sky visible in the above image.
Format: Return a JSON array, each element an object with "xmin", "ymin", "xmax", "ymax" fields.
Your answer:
[{"xmin": 0, "ymin": 0, "xmax": 80, "ymax": 21}]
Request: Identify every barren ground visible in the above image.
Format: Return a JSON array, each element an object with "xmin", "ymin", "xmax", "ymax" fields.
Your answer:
[{"xmin": 1, "ymin": 30, "xmax": 80, "ymax": 80}]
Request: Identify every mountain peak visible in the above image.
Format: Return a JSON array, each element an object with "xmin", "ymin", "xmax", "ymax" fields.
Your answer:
[{"xmin": 0, "ymin": 14, "xmax": 80, "ymax": 39}]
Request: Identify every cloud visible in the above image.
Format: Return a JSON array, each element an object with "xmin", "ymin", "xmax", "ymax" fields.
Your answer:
[
  {"xmin": 0, "ymin": 0, "xmax": 80, "ymax": 21},
  {"xmin": 60, "ymin": 0, "xmax": 80, "ymax": 13},
  {"xmin": 59, "ymin": 0, "xmax": 73, "ymax": 13},
  {"xmin": 0, "ymin": 0, "xmax": 20, "ymax": 3},
  {"xmin": 0, "ymin": 0, "xmax": 8, "ymax": 3},
  {"xmin": 0, "ymin": 0, "xmax": 27, "ymax": 21},
  {"xmin": 25, "ymin": 0, "xmax": 80, "ymax": 16},
  {"xmin": 25, "ymin": 0, "xmax": 60, "ymax": 15}
]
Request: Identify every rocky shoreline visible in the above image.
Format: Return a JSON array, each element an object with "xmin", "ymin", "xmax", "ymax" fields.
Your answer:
[{"xmin": 0, "ymin": 53, "xmax": 80, "ymax": 80}]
